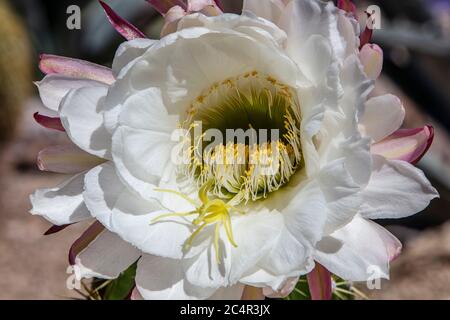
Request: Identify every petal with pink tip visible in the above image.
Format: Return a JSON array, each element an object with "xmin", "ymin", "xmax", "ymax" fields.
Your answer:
[
  {"xmin": 337, "ymin": 0, "xmax": 356, "ymax": 16},
  {"xmin": 371, "ymin": 126, "xmax": 434, "ymax": 164},
  {"xmin": 262, "ymin": 277, "xmax": 299, "ymax": 298},
  {"xmin": 99, "ymin": 1, "xmax": 146, "ymax": 40},
  {"xmin": 359, "ymin": 43, "xmax": 383, "ymax": 80},
  {"xmin": 161, "ymin": 5, "xmax": 187, "ymax": 37},
  {"xmin": 69, "ymin": 221, "xmax": 104, "ymax": 265},
  {"xmin": 39, "ymin": 54, "xmax": 115, "ymax": 85},
  {"xmin": 37, "ymin": 144, "xmax": 105, "ymax": 174},
  {"xmin": 147, "ymin": 0, "xmax": 187, "ymax": 15},
  {"xmin": 33, "ymin": 112, "xmax": 65, "ymax": 132},
  {"xmin": 69, "ymin": 226, "xmax": 141, "ymax": 280},
  {"xmin": 188, "ymin": 0, "xmax": 222, "ymax": 14},
  {"xmin": 307, "ymin": 263, "xmax": 332, "ymax": 300},
  {"xmin": 359, "ymin": 27, "xmax": 373, "ymax": 49}
]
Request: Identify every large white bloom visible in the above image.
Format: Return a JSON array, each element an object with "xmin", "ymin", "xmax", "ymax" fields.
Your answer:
[{"xmin": 30, "ymin": 0, "xmax": 438, "ymax": 299}]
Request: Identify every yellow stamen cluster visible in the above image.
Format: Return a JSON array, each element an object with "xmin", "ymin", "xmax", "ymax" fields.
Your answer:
[
  {"xmin": 151, "ymin": 180, "xmax": 244, "ymax": 263},
  {"xmin": 179, "ymin": 71, "xmax": 303, "ymax": 204}
]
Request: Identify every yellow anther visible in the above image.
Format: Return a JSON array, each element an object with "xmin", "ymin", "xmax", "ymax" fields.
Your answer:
[{"xmin": 151, "ymin": 180, "xmax": 243, "ymax": 264}]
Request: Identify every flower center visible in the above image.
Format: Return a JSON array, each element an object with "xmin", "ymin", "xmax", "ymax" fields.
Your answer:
[{"xmin": 179, "ymin": 71, "xmax": 303, "ymax": 205}]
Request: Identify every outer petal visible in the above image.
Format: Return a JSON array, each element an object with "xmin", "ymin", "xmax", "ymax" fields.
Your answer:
[
  {"xmin": 36, "ymin": 75, "xmax": 106, "ymax": 112},
  {"xmin": 306, "ymin": 263, "xmax": 332, "ymax": 300},
  {"xmin": 37, "ymin": 144, "xmax": 105, "ymax": 174},
  {"xmin": 33, "ymin": 113, "xmax": 65, "ymax": 132},
  {"xmin": 359, "ymin": 44, "xmax": 383, "ymax": 80},
  {"xmin": 71, "ymin": 227, "xmax": 141, "ymax": 280},
  {"xmin": 359, "ymin": 155, "xmax": 439, "ymax": 220},
  {"xmin": 83, "ymin": 162, "xmax": 192, "ymax": 259},
  {"xmin": 99, "ymin": 0, "xmax": 146, "ymax": 40},
  {"xmin": 240, "ymin": 268, "xmax": 295, "ymax": 292},
  {"xmin": 262, "ymin": 277, "xmax": 298, "ymax": 298},
  {"xmin": 337, "ymin": 0, "xmax": 356, "ymax": 15},
  {"xmin": 371, "ymin": 126, "xmax": 434, "ymax": 164},
  {"xmin": 111, "ymin": 88, "xmax": 179, "ymax": 199},
  {"xmin": 30, "ymin": 173, "xmax": 91, "ymax": 225},
  {"xmin": 39, "ymin": 54, "xmax": 115, "ymax": 85},
  {"xmin": 59, "ymin": 86, "xmax": 112, "ymax": 159},
  {"xmin": 112, "ymin": 39, "xmax": 157, "ymax": 77},
  {"xmin": 242, "ymin": 0, "xmax": 286, "ymax": 24},
  {"xmin": 147, "ymin": 0, "xmax": 188, "ymax": 15},
  {"xmin": 315, "ymin": 215, "xmax": 402, "ymax": 281},
  {"xmin": 112, "ymin": 126, "xmax": 175, "ymax": 188},
  {"xmin": 135, "ymin": 254, "xmax": 216, "ymax": 300},
  {"xmin": 360, "ymin": 94, "xmax": 405, "ymax": 142}
]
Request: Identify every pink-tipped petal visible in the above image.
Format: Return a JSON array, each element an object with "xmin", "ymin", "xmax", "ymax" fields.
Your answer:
[
  {"xmin": 147, "ymin": 0, "xmax": 187, "ymax": 15},
  {"xmin": 99, "ymin": 0, "xmax": 146, "ymax": 40},
  {"xmin": 360, "ymin": 11, "xmax": 375, "ymax": 49},
  {"xmin": 130, "ymin": 287, "xmax": 144, "ymax": 300},
  {"xmin": 188, "ymin": 0, "xmax": 222, "ymax": 14},
  {"xmin": 33, "ymin": 112, "xmax": 65, "ymax": 132},
  {"xmin": 213, "ymin": 0, "xmax": 224, "ymax": 11},
  {"xmin": 39, "ymin": 54, "xmax": 115, "ymax": 85},
  {"xmin": 241, "ymin": 286, "xmax": 265, "ymax": 300},
  {"xmin": 44, "ymin": 224, "xmax": 73, "ymax": 236},
  {"xmin": 337, "ymin": 0, "xmax": 356, "ymax": 16},
  {"xmin": 307, "ymin": 263, "xmax": 332, "ymax": 300},
  {"xmin": 69, "ymin": 221, "xmax": 104, "ymax": 265},
  {"xmin": 37, "ymin": 144, "xmax": 105, "ymax": 174},
  {"xmin": 371, "ymin": 126, "xmax": 435, "ymax": 164},
  {"xmin": 161, "ymin": 5, "xmax": 187, "ymax": 37},
  {"xmin": 262, "ymin": 277, "xmax": 299, "ymax": 298},
  {"xmin": 359, "ymin": 43, "xmax": 383, "ymax": 80}
]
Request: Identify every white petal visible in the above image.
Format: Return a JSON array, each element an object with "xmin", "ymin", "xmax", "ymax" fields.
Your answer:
[
  {"xmin": 260, "ymin": 229, "xmax": 314, "ymax": 276},
  {"xmin": 83, "ymin": 163, "xmax": 192, "ymax": 259},
  {"xmin": 242, "ymin": 0, "xmax": 285, "ymax": 25},
  {"xmin": 30, "ymin": 172, "xmax": 91, "ymax": 225},
  {"xmin": 177, "ymin": 12, "xmax": 287, "ymax": 47},
  {"xmin": 262, "ymin": 276, "xmax": 299, "ymax": 298},
  {"xmin": 136, "ymin": 255, "xmax": 216, "ymax": 300},
  {"xmin": 293, "ymin": 35, "xmax": 332, "ymax": 86},
  {"xmin": 59, "ymin": 86, "xmax": 112, "ymax": 159},
  {"xmin": 240, "ymin": 269, "xmax": 289, "ymax": 291},
  {"xmin": 121, "ymin": 27, "xmax": 300, "ymax": 115},
  {"xmin": 36, "ymin": 74, "xmax": 106, "ymax": 112},
  {"xmin": 361, "ymin": 94, "xmax": 405, "ymax": 142},
  {"xmin": 315, "ymin": 215, "xmax": 402, "ymax": 281},
  {"xmin": 183, "ymin": 210, "xmax": 284, "ymax": 288},
  {"xmin": 360, "ymin": 155, "xmax": 439, "ymax": 220},
  {"xmin": 112, "ymin": 38, "xmax": 156, "ymax": 77},
  {"xmin": 37, "ymin": 144, "xmax": 104, "ymax": 174},
  {"xmin": 112, "ymin": 126, "xmax": 176, "ymax": 190},
  {"xmin": 252, "ymin": 180, "xmax": 326, "ymax": 275},
  {"xmin": 74, "ymin": 229, "xmax": 141, "ymax": 280},
  {"xmin": 317, "ymin": 158, "xmax": 362, "ymax": 234},
  {"xmin": 119, "ymin": 88, "xmax": 178, "ymax": 132}
]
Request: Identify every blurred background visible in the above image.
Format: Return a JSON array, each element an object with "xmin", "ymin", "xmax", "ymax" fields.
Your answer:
[{"xmin": 0, "ymin": 0, "xmax": 448, "ymax": 299}]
